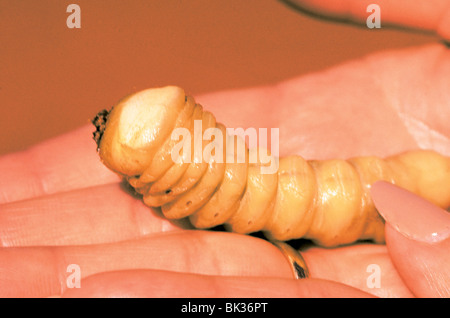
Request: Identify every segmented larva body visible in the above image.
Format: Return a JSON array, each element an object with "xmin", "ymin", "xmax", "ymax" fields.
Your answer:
[{"xmin": 93, "ymin": 86, "xmax": 450, "ymax": 247}]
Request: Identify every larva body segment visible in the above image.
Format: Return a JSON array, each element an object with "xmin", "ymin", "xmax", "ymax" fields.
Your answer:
[{"xmin": 94, "ymin": 86, "xmax": 450, "ymax": 247}]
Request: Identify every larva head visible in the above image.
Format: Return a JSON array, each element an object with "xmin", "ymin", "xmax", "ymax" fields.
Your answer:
[{"xmin": 92, "ymin": 86, "xmax": 186, "ymax": 177}]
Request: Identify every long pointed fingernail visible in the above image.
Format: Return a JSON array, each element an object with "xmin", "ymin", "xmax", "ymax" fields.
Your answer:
[{"xmin": 370, "ymin": 181, "xmax": 450, "ymax": 244}]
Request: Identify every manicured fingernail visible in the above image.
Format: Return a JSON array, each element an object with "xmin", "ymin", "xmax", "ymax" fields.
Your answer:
[{"xmin": 370, "ymin": 181, "xmax": 450, "ymax": 244}]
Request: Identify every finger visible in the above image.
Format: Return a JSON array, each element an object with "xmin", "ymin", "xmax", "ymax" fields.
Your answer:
[
  {"xmin": 0, "ymin": 183, "xmax": 187, "ymax": 247},
  {"xmin": 0, "ymin": 125, "xmax": 120, "ymax": 204},
  {"xmin": 0, "ymin": 231, "xmax": 293, "ymax": 297},
  {"xmin": 385, "ymin": 225, "xmax": 450, "ymax": 298},
  {"xmin": 371, "ymin": 181, "xmax": 450, "ymax": 297},
  {"xmin": 302, "ymin": 243, "xmax": 414, "ymax": 298},
  {"xmin": 61, "ymin": 269, "xmax": 373, "ymax": 298},
  {"xmin": 281, "ymin": 0, "xmax": 450, "ymax": 40}
]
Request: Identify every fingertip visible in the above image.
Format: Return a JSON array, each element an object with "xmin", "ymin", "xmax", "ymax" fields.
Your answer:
[
  {"xmin": 370, "ymin": 181, "xmax": 450, "ymax": 244},
  {"xmin": 372, "ymin": 181, "xmax": 450, "ymax": 297}
]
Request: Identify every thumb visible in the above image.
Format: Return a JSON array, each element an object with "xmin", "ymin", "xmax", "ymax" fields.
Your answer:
[{"xmin": 371, "ymin": 181, "xmax": 450, "ymax": 297}]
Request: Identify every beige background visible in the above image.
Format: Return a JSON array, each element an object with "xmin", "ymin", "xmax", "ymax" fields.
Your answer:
[{"xmin": 0, "ymin": 0, "xmax": 437, "ymax": 155}]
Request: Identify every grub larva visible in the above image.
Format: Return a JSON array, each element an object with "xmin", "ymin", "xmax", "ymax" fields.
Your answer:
[{"xmin": 93, "ymin": 86, "xmax": 450, "ymax": 247}]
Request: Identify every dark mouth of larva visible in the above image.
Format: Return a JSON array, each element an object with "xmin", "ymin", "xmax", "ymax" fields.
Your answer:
[{"xmin": 91, "ymin": 109, "xmax": 110, "ymax": 151}]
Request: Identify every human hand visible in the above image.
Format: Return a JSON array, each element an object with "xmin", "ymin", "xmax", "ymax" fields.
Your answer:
[
  {"xmin": 1, "ymin": 1, "xmax": 449, "ymax": 298},
  {"xmin": 0, "ymin": 123, "xmax": 377, "ymax": 298}
]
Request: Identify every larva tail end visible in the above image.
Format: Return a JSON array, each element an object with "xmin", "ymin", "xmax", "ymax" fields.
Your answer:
[{"xmin": 91, "ymin": 109, "xmax": 110, "ymax": 151}]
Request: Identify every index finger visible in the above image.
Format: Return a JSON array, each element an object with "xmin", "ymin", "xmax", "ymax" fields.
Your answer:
[{"xmin": 0, "ymin": 125, "xmax": 120, "ymax": 204}]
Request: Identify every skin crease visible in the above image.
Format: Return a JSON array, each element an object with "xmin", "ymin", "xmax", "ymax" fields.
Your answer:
[{"xmin": 0, "ymin": 2, "xmax": 449, "ymax": 298}]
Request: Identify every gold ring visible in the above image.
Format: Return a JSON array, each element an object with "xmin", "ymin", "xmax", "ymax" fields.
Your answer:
[{"xmin": 271, "ymin": 240, "xmax": 310, "ymax": 279}]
